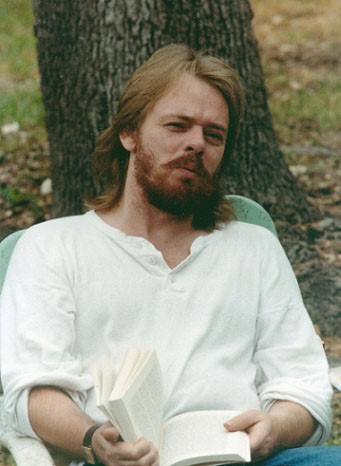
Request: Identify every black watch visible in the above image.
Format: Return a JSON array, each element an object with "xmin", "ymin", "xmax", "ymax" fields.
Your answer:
[{"xmin": 81, "ymin": 424, "xmax": 100, "ymax": 465}]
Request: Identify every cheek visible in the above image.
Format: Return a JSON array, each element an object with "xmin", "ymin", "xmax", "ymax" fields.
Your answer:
[
  {"xmin": 204, "ymin": 151, "xmax": 224, "ymax": 174},
  {"xmin": 145, "ymin": 129, "xmax": 179, "ymax": 151},
  {"xmin": 160, "ymin": 131, "xmax": 184, "ymax": 150},
  {"xmin": 152, "ymin": 134, "xmax": 185, "ymax": 161}
]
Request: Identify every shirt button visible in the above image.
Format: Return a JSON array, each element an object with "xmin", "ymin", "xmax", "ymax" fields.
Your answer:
[
  {"xmin": 147, "ymin": 256, "xmax": 156, "ymax": 265},
  {"xmin": 169, "ymin": 276, "xmax": 176, "ymax": 283}
]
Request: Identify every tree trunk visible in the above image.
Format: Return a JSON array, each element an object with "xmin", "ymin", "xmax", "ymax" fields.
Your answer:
[{"xmin": 32, "ymin": 0, "xmax": 317, "ymax": 223}]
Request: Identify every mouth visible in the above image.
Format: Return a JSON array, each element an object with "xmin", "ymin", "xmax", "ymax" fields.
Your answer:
[
  {"xmin": 167, "ymin": 155, "xmax": 206, "ymax": 179},
  {"xmin": 175, "ymin": 166, "xmax": 199, "ymax": 178}
]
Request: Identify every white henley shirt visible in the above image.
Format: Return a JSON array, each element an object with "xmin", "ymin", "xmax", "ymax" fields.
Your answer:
[{"xmin": 0, "ymin": 211, "xmax": 333, "ymax": 462}]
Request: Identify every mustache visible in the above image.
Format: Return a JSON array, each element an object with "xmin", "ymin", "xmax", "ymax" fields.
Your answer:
[{"xmin": 165, "ymin": 153, "xmax": 209, "ymax": 177}]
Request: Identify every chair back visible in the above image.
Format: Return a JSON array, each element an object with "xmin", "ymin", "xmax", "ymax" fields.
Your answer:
[
  {"xmin": 0, "ymin": 230, "xmax": 25, "ymax": 292},
  {"xmin": 226, "ymin": 195, "xmax": 277, "ymax": 236}
]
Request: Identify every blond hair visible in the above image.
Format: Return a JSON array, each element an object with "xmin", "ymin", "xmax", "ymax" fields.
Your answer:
[{"xmin": 89, "ymin": 44, "xmax": 244, "ymax": 227}]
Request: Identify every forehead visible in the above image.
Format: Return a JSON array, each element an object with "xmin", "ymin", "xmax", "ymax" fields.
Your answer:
[{"xmin": 147, "ymin": 74, "xmax": 229, "ymax": 127}]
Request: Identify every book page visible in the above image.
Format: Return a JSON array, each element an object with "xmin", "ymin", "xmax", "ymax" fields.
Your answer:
[
  {"xmin": 113, "ymin": 349, "xmax": 148, "ymax": 396},
  {"xmin": 109, "ymin": 349, "xmax": 164, "ymax": 445},
  {"xmin": 160, "ymin": 410, "xmax": 250, "ymax": 466},
  {"xmin": 92, "ymin": 357, "xmax": 117, "ymax": 420}
]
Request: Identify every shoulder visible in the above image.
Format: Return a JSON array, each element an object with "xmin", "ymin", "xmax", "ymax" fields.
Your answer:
[
  {"xmin": 219, "ymin": 220, "xmax": 279, "ymax": 245},
  {"xmin": 5, "ymin": 213, "xmax": 105, "ymax": 279},
  {"xmin": 20, "ymin": 212, "xmax": 92, "ymax": 240},
  {"xmin": 215, "ymin": 220, "xmax": 287, "ymax": 264},
  {"xmin": 13, "ymin": 213, "xmax": 95, "ymax": 259}
]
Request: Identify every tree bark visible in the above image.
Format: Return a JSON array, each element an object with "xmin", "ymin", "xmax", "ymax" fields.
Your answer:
[{"xmin": 32, "ymin": 0, "xmax": 318, "ymax": 222}]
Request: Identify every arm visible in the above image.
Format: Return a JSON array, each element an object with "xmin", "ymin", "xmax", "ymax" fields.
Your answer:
[
  {"xmin": 224, "ymin": 400, "xmax": 317, "ymax": 461},
  {"xmin": 29, "ymin": 386, "xmax": 159, "ymax": 466},
  {"xmin": 223, "ymin": 231, "xmax": 332, "ymax": 460},
  {"xmin": 252, "ymin": 231, "xmax": 332, "ymax": 445}
]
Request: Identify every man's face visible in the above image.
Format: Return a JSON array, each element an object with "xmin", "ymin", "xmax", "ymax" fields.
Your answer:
[{"xmin": 121, "ymin": 74, "xmax": 229, "ymax": 218}]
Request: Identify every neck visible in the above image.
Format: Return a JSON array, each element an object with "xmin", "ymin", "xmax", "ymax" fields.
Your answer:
[
  {"xmin": 97, "ymin": 182, "xmax": 210, "ymax": 268},
  {"xmin": 98, "ymin": 185, "xmax": 196, "ymax": 240}
]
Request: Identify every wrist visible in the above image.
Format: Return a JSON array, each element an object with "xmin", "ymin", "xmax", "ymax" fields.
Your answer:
[
  {"xmin": 267, "ymin": 412, "xmax": 283, "ymax": 451},
  {"xmin": 82, "ymin": 424, "xmax": 101, "ymax": 465},
  {"xmin": 268, "ymin": 400, "xmax": 316, "ymax": 449}
]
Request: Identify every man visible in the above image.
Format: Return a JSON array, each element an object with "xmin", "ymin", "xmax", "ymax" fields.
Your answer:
[{"xmin": 0, "ymin": 44, "xmax": 338, "ymax": 466}]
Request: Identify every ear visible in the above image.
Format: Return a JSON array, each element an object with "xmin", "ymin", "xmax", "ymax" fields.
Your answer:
[{"xmin": 119, "ymin": 129, "xmax": 137, "ymax": 152}]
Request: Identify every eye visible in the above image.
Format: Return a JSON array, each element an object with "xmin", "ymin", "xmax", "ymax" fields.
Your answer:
[
  {"xmin": 205, "ymin": 131, "xmax": 225, "ymax": 144},
  {"xmin": 166, "ymin": 122, "xmax": 186, "ymax": 130}
]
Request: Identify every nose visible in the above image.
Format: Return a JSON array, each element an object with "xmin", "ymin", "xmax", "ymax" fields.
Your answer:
[{"xmin": 185, "ymin": 126, "xmax": 205, "ymax": 156}]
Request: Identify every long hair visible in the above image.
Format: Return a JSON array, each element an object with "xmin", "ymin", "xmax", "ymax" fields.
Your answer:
[{"xmin": 88, "ymin": 44, "xmax": 244, "ymax": 229}]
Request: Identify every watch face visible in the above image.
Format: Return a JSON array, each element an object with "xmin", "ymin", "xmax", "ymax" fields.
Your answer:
[{"xmin": 82, "ymin": 445, "xmax": 96, "ymax": 464}]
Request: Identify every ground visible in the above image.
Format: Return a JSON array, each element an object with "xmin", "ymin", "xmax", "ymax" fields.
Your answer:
[{"xmin": 0, "ymin": 0, "xmax": 340, "ymax": 462}]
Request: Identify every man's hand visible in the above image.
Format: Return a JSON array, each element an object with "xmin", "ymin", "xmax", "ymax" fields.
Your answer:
[
  {"xmin": 224, "ymin": 410, "xmax": 276, "ymax": 460},
  {"xmin": 224, "ymin": 401, "xmax": 317, "ymax": 461},
  {"xmin": 92, "ymin": 422, "xmax": 159, "ymax": 466},
  {"xmin": 28, "ymin": 387, "xmax": 159, "ymax": 465}
]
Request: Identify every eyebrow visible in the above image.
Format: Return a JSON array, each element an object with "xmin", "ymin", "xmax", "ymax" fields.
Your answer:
[{"xmin": 161, "ymin": 114, "xmax": 228, "ymax": 133}]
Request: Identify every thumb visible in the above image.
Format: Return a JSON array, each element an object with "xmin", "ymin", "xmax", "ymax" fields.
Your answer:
[
  {"xmin": 224, "ymin": 410, "xmax": 260, "ymax": 432},
  {"xmin": 101, "ymin": 424, "xmax": 121, "ymax": 443}
]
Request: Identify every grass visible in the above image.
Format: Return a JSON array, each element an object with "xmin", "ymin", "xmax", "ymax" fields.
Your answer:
[
  {"xmin": 0, "ymin": 81, "xmax": 44, "ymax": 127},
  {"xmin": 0, "ymin": 1, "xmax": 37, "ymax": 79},
  {"xmin": 251, "ymin": 0, "xmax": 341, "ymax": 147},
  {"xmin": 0, "ymin": 0, "xmax": 44, "ymax": 131},
  {"xmin": 269, "ymin": 79, "xmax": 341, "ymax": 145}
]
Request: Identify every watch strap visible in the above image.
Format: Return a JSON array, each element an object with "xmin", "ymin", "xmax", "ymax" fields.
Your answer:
[{"xmin": 82, "ymin": 425, "xmax": 100, "ymax": 464}]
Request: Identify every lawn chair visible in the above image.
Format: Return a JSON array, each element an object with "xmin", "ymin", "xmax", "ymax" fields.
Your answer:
[{"xmin": 0, "ymin": 195, "xmax": 278, "ymax": 466}]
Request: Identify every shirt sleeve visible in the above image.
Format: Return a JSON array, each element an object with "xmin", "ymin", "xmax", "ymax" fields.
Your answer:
[
  {"xmin": 0, "ymin": 225, "xmax": 93, "ymax": 439},
  {"xmin": 253, "ymin": 231, "xmax": 333, "ymax": 445}
]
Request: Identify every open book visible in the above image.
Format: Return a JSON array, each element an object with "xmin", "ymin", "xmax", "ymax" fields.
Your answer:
[{"xmin": 92, "ymin": 349, "xmax": 250, "ymax": 466}]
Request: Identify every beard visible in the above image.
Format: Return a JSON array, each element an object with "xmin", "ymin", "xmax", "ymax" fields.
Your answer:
[{"xmin": 134, "ymin": 147, "xmax": 221, "ymax": 220}]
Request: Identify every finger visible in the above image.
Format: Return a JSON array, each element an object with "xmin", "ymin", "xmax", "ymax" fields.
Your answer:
[
  {"xmin": 133, "ymin": 437, "xmax": 155, "ymax": 458},
  {"xmin": 114, "ymin": 437, "xmax": 156, "ymax": 461},
  {"xmin": 123, "ymin": 445, "xmax": 159, "ymax": 466},
  {"xmin": 224, "ymin": 409, "xmax": 263, "ymax": 431},
  {"xmin": 91, "ymin": 426, "xmax": 126, "ymax": 465},
  {"xmin": 150, "ymin": 455, "xmax": 160, "ymax": 466},
  {"xmin": 229, "ymin": 414, "xmax": 272, "ymax": 461},
  {"xmin": 247, "ymin": 421, "xmax": 271, "ymax": 454},
  {"xmin": 102, "ymin": 425, "xmax": 122, "ymax": 443}
]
